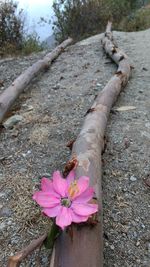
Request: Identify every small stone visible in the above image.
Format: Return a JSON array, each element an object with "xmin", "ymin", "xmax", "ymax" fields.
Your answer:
[
  {"xmin": 105, "ymin": 242, "xmax": 109, "ymax": 247},
  {"xmin": 0, "ymin": 192, "xmax": 7, "ymax": 198},
  {"xmin": 0, "ymin": 207, "xmax": 12, "ymax": 217},
  {"xmin": 110, "ymin": 245, "xmax": 115, "ymax": 250},
  {"xmin": 130, "ymin": 175, "xmax": 137, "ymax": 182},
  {"xmin": 136, "ymin": 241, "xmax": 140, "ymax": 246},
  {"xmin": 52, "ymin": 84, "xmax": 60, "ymax": 90},
  {"xmin": 7, "ymin": 220, "xmax": 12, "ymax": 226},
  {"xmin": 3, "ymin": 115, "xmax": 23, "ymax": 129},
  {"xmin": 19, "ymin": 168, "xmax": 27, "ymax": 173},
  {"xmin": 147, "ymin": 243, "xmax": 150, "ymax": 252},
  {"xmin": 96, "ymin": 83, "xmax": 102, "ymax": 87},
  {"xmin": 145, "ymin": 122, "xmax": 150, "ymax": 129},
  {"xmin": 0, "ymin": 222, "xmax": 6, "ymax": 231},
  {"xmin": 26, "ymin": 105, "xmax": 33, "ymax": 111},
  {"xmin": 141, "ymin": 131, "xmax": 150, "ymax": 139}
]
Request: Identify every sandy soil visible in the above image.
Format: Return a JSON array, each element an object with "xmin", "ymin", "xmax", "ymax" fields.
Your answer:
[{"xmin": 0, "ymin": 29, "xmax": 150, "ymax": 266}]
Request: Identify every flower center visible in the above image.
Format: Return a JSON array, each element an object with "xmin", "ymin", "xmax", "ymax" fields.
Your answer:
[
  {"xmin": 61, "ymin": 197, "xmax": 71, "ymax": 207},
  {"xmin": 68, "ymin": 180, "xmax": 79, "ymax": 198}
]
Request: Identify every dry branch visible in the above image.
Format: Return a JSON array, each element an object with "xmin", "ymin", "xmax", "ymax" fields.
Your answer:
[
  {"xmin": 50, "ymin": 21, "xmax": 131, "ymax": 267},
  {"xmin": 7, "ymin": 233, "xmax": 47, "ymax": 267},
  {"xmin": 0, "ymin": 38, "xmax": 73, "ymax": 123}
]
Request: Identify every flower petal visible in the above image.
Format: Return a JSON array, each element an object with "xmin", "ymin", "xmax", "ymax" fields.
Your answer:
[
  {"xmin": 66, "ymin": 170, "xmax": 75, "ymax": 185},
  {"xmin": 41, "ymin": 177, "xmax": 52, "ymax": 191},
  {"xmin": 33, "ymin": 191, "xmax": 60, "ymax": 207},
  {"xmin": 43, "ymin": 205, "xmax": 61, "ymax": 217},
  {"xmin": 73, "ymin": 188, "xmax": 94, "ymax": 203},
  {"xmin": 41, "ymin": 177, "xmax": 60, "ymax": 197},
  {"xmin": 70, "ymin": 209, "xmax": 88, "ymax": 223},
  {"xmin": 53, "ymin": 171, "xmax": 67, "ymax": 197},
  {"xmin": 56, "ymin": 206, "xmax": 72, "ymax": 230},
  {"xmin": 76, "ymin": 176, "xmax": 89, "ymax": 196},
  {"xmin": 71, "ymin": 203, "xmax": 98, "ymax": 216}
]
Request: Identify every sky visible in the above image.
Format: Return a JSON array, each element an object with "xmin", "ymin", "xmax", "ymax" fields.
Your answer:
[{"xmin": 18, "ymin": 0, "xmax": 54, "ymax": 40}]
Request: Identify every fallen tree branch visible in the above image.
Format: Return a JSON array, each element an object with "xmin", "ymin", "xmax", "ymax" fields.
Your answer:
[
  {"xmin": 7, "ymin": 233, "xmax": 47, "ymax": 267},
  {"xmin": 0, "ymin": 38, "xmax": 73, "ymax": 123},
  {"xmin": 50, "ymin": 21, "xmax": 131, "ymax": 267},
  {"xmin": 6, "ymin": 22, "xmax": 131, "ymax": 267}
]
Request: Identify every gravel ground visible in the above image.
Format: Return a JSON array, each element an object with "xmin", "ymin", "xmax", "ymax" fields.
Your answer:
[{"xmin": 0, "ymin": 29, "xmax": 150, "ymax": 266}]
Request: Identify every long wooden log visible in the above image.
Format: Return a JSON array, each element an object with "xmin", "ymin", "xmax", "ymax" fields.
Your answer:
[
  {"xmin": 0, "ymin": 38, "xmax": 73, "ymax": 123},
  {"xmin": 50, "ymin": 22, "xmax": 131, "ymax": 267},
  {"xmin": 7, "ymin": 233, "xmax": 47, "ymax": 267}
]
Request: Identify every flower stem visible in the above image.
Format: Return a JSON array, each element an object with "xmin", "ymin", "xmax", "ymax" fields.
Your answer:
[{"xmin": 44, "ymin": 223, "xmax": 61, "ymax": 249}]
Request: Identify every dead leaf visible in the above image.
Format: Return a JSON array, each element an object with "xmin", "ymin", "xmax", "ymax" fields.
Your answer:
[
  {"xmin": 143, "ymin": 176, "xmax": 150, "ymax": 188},
  {"xmin": 115, "ymin": 106, "xmax": 136, "ymax": 111}
]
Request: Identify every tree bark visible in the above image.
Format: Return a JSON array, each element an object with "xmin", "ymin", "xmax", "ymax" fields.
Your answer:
[
  {"xmin": 50, "ymin": 21, "xmax": 131, "ymax": 267},
  {"xmin": 0, "ymin": 38, "xmax": 73, "ymax": 123}
]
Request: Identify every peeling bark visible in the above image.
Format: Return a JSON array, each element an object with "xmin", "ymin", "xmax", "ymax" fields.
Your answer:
[
  {"xmin": 50, "ymin": 21, "xmax": 131, "ymax": 267},
  {"xmin": 0, "ymin": 38, "xmax": 73, "ymax": 123}
]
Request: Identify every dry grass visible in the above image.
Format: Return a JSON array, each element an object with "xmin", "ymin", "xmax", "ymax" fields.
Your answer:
[{"xmin": 1, "ymin": 173, "xmax": 50, "ymax": 232}]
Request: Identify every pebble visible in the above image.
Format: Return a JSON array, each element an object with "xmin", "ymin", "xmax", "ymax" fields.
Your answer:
[
  {"xmin": 105, "ymin": 242, "xmax": 109, "ymax": 247},
  {"xmin": 0, "ymin": 222, "xmax": 6, "ymax": 231},
  {"xmin": 0, "ymin": 207, "xmax": 12, "ymax": 217},
  {"xmin": 96, "ymin": 83, "xmax": 102, "ymax": 87},
  {"xmin": 7, "ymin": 220, "xmax": 12, "ymax": 226},
  {"xmin": 0, "ymin": 192, "xmax": 7, "ymax": 198},
  {"xmin": 52, "ymin": 84, "xmax": 60, "ymax": 90},
  {"xmin": 110, "ymin": 245, "xmax": 115, "ymax": 250},
  {"xmin": 136, "ymin": 241, "xmax": 140, "ymax": 246},
  {"xmin": 141, "ymin": 224, "xmax": 145, "ymax": 229},
  {"xmin": 130, "ymin": 175, "xmax": 137, "ymax": 182},
  {"xmin": 19, "ymin": 167, "xmax": 27, "ymax": 174},
  {"xmin": 3, "ymin": 115, "xmax": 23, "ymax": 129},
  {"xmin": 26, "ymin": 105, "xmax": 33, "ymax": 111},
  {"xmin": 145, "ymin": 122, "xmax": 150, "ymax": 129}
]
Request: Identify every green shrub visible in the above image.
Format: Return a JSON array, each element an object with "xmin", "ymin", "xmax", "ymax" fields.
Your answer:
[
  {"xmin": 119, "ymin": 6, "xmax": 150, "ymax": 31},
  {"xmin": 52, "ymin": 0, "xmax": 139, "ymax": 43},
  {"xmin": 22, "ymin": 33, "xmax": 43, "ymax": 55},
  {"xmin": 0, "ymin": 0, "xmax": 43, "ymax": 56},
  {"xmin": 52, "ymin": 0, "xmax": 150, "ymax": 43}
]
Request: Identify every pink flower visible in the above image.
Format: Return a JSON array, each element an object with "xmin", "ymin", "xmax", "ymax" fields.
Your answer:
[{"xmin": 33, "ymin": 170, "xmax": 98, "ymax": 230}]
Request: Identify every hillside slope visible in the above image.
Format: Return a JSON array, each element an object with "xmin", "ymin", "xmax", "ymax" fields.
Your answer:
[{"xmin": 0, "ymin": 29, "xmax": 150, "ymax": 266}]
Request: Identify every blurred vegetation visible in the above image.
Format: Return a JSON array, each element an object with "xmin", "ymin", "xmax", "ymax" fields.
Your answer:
[
  {"xmin": 0, "ymin": 0, "xmax": 43, "ymax": 57},
  {"xmin": 120, "ymin": 5, "xmax": 150, "ymax": 31},
  {"xmin": 52, "ymin": 0, "xmax": 150, "ymax": 43}
]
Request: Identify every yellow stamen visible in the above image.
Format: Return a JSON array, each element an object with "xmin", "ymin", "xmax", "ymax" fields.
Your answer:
[{"xmin": 68, "ymin": 181, "xmax": 79, "ymax": 198}]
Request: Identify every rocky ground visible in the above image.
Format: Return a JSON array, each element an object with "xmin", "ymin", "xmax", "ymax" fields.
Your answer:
[{"xmin": 0, "ymin": 29, "xmax": 150, "ymax": 266}]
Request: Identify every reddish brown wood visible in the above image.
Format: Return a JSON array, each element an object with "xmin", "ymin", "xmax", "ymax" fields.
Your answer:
[
  {"xmin": 0, "ymin": 38, "xmax": 73, "ymax": 123},
  {"xmin": 50, "ymin": 21, "xmax": 131, "ymax": 267},
  {"xmin": 7, "ymin": 233, "xmax": 47, "ymax": 267}
]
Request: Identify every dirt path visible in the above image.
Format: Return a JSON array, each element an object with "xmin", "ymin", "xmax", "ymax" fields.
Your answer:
[{"xmin": 0, "ymin": 29, "xmax": 150, "ymax": 266}]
